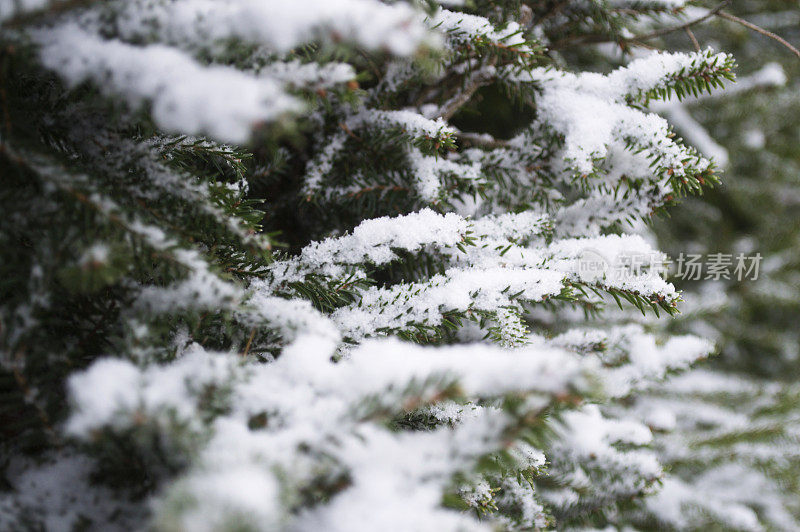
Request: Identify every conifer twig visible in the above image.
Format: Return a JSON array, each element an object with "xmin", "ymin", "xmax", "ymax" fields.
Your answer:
[
  {"xmin": 685, "ymin": 27, "xmax": 701, "ymax": 52},
  {"xmin": 717, "ymin": 11, "xmax": 800, "ymax": 60},
  {"xmin": 437, "ymin": 66, "xmax": 495, "ymax": 121},
  {"xmin": 632, "ymin": 1, "xmax": 731, "ymax": 42},
  {"xmin": 242, "ymin": 328, "xmax": 257, "ymax": 357},
  {"xmin": 457, "ymin": 132, "xmax": 509, "ymax": 149},
  {"xmin": 550, "ymin": 1, "xmax": 730, "ymax": 50}
]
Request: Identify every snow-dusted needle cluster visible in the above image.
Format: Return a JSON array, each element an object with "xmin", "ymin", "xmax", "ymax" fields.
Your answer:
[{"xmin": 0, "ymin": 1, "xmax": 758, "ymax": 530}]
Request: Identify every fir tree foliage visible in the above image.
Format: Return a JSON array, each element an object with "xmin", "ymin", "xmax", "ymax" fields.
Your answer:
[{"xmin": 0, "ymin": 0, "xmax": 761, "ymax": 530}]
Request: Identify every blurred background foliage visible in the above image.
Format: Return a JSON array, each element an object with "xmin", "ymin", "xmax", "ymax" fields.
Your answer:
[
  {"xmin": 641, "ymin": 2, "xmax": 800, "ymax": 527},
  {"xmin": 652, "ymin": 0, "xmax": 800, "ymax": 380}
]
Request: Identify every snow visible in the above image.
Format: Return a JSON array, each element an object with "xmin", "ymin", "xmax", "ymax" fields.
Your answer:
[
  {"xmin": 244, "ymin": 288, "xmax": 342, "ymax": 344},
  {"xmin": 510, "ymin": 49, "xmax": 731, "ymax": 179},
  {"xmin": 2, "ymin": 451, "xmax": 142, "ymax": 531},
  {"xmin": 0, "ymin": 0, "xmax": 48, "ymax": 22},
  {"xmin": 61, "ymin": 307, "xmax": 715, "ymax": 529},
  {"xmin": 267, "ymin": 211, "xmax": 682, "ymax": 336},
  {"xmin": 647, "ymin": 61, "xmax": 785, "ymax": 168},
  {"xmin": 269, "ymin": 208, "xmax": 469, "ymax": 284},
  {"xmin": 407, "ymin": 146, "xmax": 481, "ymax": 200},
  {"xmin": 646, "ymin": 467, "xmax": 789, "ymax": 532},
  {"xmin": 67, "ymin": 345, "xmax": 244, "ymax": 436},
  {"xmin": 330, "ymin": 267, "xmax": 566, "ymax": 341},
  {"xmin": 158, "ymin": 467, "xmax": 281, "ymax": 532},
  {"xmin": 743, "ymin": 128, "xmax": 766, "ymax": 149},
  {"xmin": 37, "ymin": 25, "xmax": 300, "ymax": 143},
  {"xmin": 66, "ymin": 333, "xmax": 601, "ymax": 531},
  {"xmin": 431, "ymin": 8, "xmax": 530, "ymax": 51},
  {"xmin": 357, "ymin": 109, "xmax": 456, "ymax": 138},
  {"xmin": 303, "ymin": 109, "xmax": 471, "ymax": 200},
  {"xmin": 304, "ymin": 132, "xmax": 348, "ymax": 194},
  {"xmin": 262, "ymin": 60, "xmax": 356, "ymax": 89},
  {"xmin": 603, "ymin": 326, "xmax": 714, "ymax": 397},
  {"xmin": 32, "ymin": 0, "xmax": 436, "ymax": 143},
  {"xmin": 3, "ymin": 2, "xmax": 763, "ymax": 530},
  {"xmin": 98, "ymin": 0, "xmax": 433, "ymax": 55}
]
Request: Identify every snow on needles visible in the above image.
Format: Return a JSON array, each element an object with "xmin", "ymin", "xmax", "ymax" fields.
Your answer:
[
  {"xmin": 67, "ymin": 335, "xmax": 596, "ymax": 531},
  {"xmin": 511, "ymin": 49, "xmax": 732, "ymax": 176},
  {"xmin": 0, "ymin": 0, "xmax": 49, "ymax": 22},
  {"xmin": 266, "ymin": 210, "xmax": 681, "ymax": 343},
  {"xmin": 31, "ymin": 0, "xmax": 435, "ymax": 143},
  {"xmin": 431, "ymin": 8, "xmax": 530, "ymax": 51},
  {"xmin": 37, "ymin": 25, "xmax": 301, "ymax": 143},
  {"xmin": 9, "ymin": 3, "xmax": 738, "ymax": 530},
  {"xmin": 97, "ymin": 0, "xmax": 432, "ymax": 55},
  {"xmin": 65, "ymin": 322, "xmax": 713, "ymax": 530},
  {"xmin": 270, "ymin": 209, "xmax": 469, "ymax": 284}
]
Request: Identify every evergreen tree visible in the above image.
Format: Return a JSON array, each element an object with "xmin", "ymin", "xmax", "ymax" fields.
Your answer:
[{"xmin": 0, "ymin": 1, "xmax": 784, "ymax": 530}]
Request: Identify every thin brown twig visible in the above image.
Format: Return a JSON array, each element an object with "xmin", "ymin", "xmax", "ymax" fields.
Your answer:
[
  {"xmin": 437, "ymin": 75, "xmax": 492, "ymax": 121},
  {"xmin": 685, "ymin": 27, "xmax": 701, "ymax": 52},
  {"xmin": 242, "ymin": 328, "xmax": 257, "ymax": 357},
  {"xmin": 717, "ymin": 10, "xmax": 800, "ymax": 60},
  {"xmin": 348, "ymin": 184, "xmax": 409, "ymax": 199},
  {"xmin": 437, "ymin": 59, "xmax": 497, "ymax": 121},
  {"xmin": 457, "ymin": 132, "xmax": 510, "ymax": 149},
  {"xmin": 632, "ymin": 1, "xmax": 731, "ymax": 41},
  {"xmin": 338, "ymin": 122, "xmax": 363, "ymax": 142}
]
